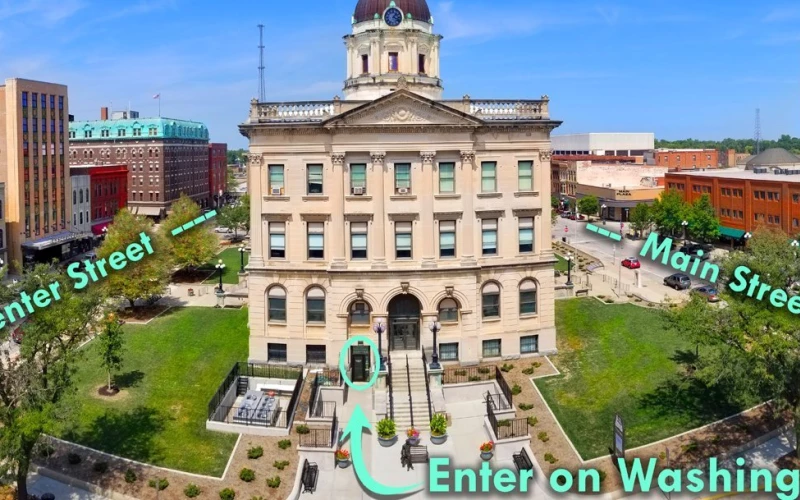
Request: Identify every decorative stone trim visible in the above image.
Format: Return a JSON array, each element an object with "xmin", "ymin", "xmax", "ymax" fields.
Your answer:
[
  {"xmin": 420, "ymin": 151, "xmax": 437, "ymax": 164},
  {"xmin": 434, "ymin": 211, "xmax": 463, "ymax": 220},
  {"xmin": 345, "ymin": 195, "xmax": 373, "ymax": 201},
  {"xmin": 302, "ymin": 196, "xmax": 330, "ymax": 202},
  {"xmin": 539, "ymin": 150, "xmax": 552, "ymax": 162},
  {"xmin": 370, "ymin": 151, "xmax": 386, "ymax": 165},
  {"xmin": 300, "ymin": 213, "xmax": 332, "ymax": 222},
  {"xmin": 477, "ymin": 193, "xmax": 503, "ymax": 199},
  {"xmin": 460, "ymin": 150, "xmax": 476, "ymax": 164},
  {"xmin": 248, "ymin": 153, "xmax": 262, "ymax": 167},
  {"xmin": 475, "ymin": 210, "xmax": 506, "ymax": 219},
  {"xmin": 262, "ymin": 213, "xmax": 292, "ymax": 222},
  {"xmin": 330, "ymin": 153, "xmax": 346, "ymax": 167},
  {"xmin": 513, "ymin": 209, "xmax": 542, "ymax": 218},
  {"xmin": 388, "ymin": 213, "xmax": 420, "ymax": 222},
  {"xmin": 345, "ymin": 213, "xmax": 374, "ymax": 222},
  {"xmin": 434, "ymin": 194, "xmax": 461, "ymax": 200},
  {"xmin": 389, "ymin": 195, "xmax": 418, "ymax": 201},
  {"xmin": 514, "ymin": 191, "xmax": 539, "ymax": 198},
  {"xmin": 263, "ymin": 196, "xmax": 290, "ymax": 202}
]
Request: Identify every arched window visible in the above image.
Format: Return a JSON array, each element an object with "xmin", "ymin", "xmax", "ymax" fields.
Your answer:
[
  {"xmin": 86, "ymin": 189, "xmax": 89, "ymax": 202},
  {"xmin": 481, "ymin": 282, "xmax": 501, "ymax": 318},
  {"xmin": 79, "ymin": 190, "xmax": 83, "ymax": 204},
  {"xmin": 73, "ymin": 190, "xmax": 76, "ymax": 205},
  {"xmin": 267, "ymin": 286, "xmax": 287, "ymax": 322},
  {"xmin": 520, "ymin": 280, "xmax": 538, "ymax": 315},
  {"xmin": 306, "ymin": 287, "xmax": 326, "ymax": 324},
  {"xmin": 438, "ymin": 298, "xmax": 459, "ymax": 323},
  {"xmin": 349, "ymin": 301, "xmax": 371, "ymax": 325}
]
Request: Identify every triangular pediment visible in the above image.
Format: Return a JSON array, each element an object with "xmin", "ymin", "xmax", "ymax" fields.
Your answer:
[{"xmin": 324, "ymin": 90, "xmax": 484, "ymax": 128}]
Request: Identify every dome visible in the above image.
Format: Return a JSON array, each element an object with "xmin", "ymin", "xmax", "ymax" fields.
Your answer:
[
  {"xmin": 354, "ymin": 0, "xmax": 431, "ymax": 24},
  {"xmin": 745, "ymin": 148, "xmax": 800, "ymax": 170}
]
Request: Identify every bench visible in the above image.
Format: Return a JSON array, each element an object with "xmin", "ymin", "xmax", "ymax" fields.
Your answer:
[
  {"xmin": 575, "ymin": 289, "xmax": 590, "ymax": 297},
  {"xmin": 400, "ymin": 443, "xmax": 429, "ymax": 471},
  {"xmin": 513, "ymin": 447, "xmax": 533, "ymax": 472},
  {"xmin": 301, "ymin": 459, "xmax": 318, "ymax": 494}
]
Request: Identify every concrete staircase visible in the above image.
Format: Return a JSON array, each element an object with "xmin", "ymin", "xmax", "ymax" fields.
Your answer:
[{"xmin": 388, "ymin": 352, "xmax": 431, "ymax": 430}]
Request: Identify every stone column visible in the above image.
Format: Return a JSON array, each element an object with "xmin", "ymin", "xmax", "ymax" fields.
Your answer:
[
  {"xmin": 371, "ymin": 152, "xmax": 388, "ymax": 269},
  {"xmin": 421, "ymin": 151, "xmax": 437, "ymax": 268},
  {"xmin": 331, "ymin": 153, "xmax": 347, "ymax": 269},
  {"xmin": 460, "ymin": 150, "xmax": 477, "ymax": 266},
  {"xmin": 539, "ymin": 150, "xmax": 554, "ymax": 256},
  {"xmin": 247, "ymin": 153, "xmax": 265, "ymax": 267}
]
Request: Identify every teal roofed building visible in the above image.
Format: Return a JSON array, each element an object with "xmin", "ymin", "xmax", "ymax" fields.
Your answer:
[{"xmin": 68, "ymin": 117, "xmax": 209, "ymax": 141}]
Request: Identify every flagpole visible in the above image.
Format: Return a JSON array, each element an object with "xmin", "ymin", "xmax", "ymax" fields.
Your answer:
[{"xmin": 158, "ymin": 95, "xmax": 161, "ymax": 117}]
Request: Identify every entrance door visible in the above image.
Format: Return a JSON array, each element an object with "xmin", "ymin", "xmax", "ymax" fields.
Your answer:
[
  {"xmin": 388, "ymin": 295, "xmax": 421, "ymax": 351},
  {"xmin": 352, "ymin": 354, "xmax": 367, "ymax": 382}
]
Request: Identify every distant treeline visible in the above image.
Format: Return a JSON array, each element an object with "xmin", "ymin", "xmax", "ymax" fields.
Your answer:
[
  {"xmin": 656, "ymin": 135, "xmax": 800, "ymax": 155},
  {"xmin": 227, "ymin": 148, "xmax": 247, "ymax": 164}
]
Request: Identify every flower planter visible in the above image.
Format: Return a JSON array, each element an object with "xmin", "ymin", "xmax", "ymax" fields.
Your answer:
[
  {"xmin": 480, "ymin": 451, "xmax": 493, "ymax": 461},
  {"xmin": 337, "ymin": 460, "xmax": 351, "ymax": 469},
  {"xmin": 407, "ymin": 438, "xmax": 420, "ymax": 446},
  {"xmin": 378, "ymin": 435, "xmax": 398, "ymax": 447},
  {"xmin": 430, "ymin": 433, "xmax": 448, "ymax": 445}
]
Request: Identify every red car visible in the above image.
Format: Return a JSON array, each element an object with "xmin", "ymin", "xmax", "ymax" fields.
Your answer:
[{"xmin": 621, "ymin": 257, "xmax": 641, "ymax": 269}]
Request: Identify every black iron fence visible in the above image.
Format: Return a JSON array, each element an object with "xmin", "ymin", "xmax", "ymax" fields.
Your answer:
[
  {"xmin": 442, "ymin": 365, "xmax": 496, "ymax": 385},
  {"xmin": 387, "ymin": 353, "xmax": 395, "ymax": 420},
  {"xmin": 421, "ymin": 348, "xmax": 433, "ymax": 423},
  {"xmin": 207, "ymin": 362, "xmax": 303, "ymax": 420},
  {"xmin": 285, "ymin": 371, "xmax": 304, "ymax": 425},
  {"xmin": 486, "ymin": 398, "xmax": 528, "ymax": 440},
  {"xmin": 495, "ymin": 366, "xmax": 513, "ymax": 407},
  {"xmin": 485, "ymin": 391, "xmax": 512, "ymax": 411},
  {"xmin": 405, "ymin": 354, "xmax": 414, "ymax": 428},
  {"xmin": 208, "ymin": 364, "xmax": 239, "ymax": 419},
  {"xmin": 299, "ymin": 408, "xmax": 338, "ymax": 449},
  {"xmin": 311, "ymin": 401, "xmax": 336, "ymax": 419},
  {"xmin": 317, "ymin": 368, "xmax": 342, "ymax": 387}
]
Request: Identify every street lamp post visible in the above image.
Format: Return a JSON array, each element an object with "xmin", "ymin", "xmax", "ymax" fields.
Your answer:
[
  {"xmin": 215, "ymin": 259, "xmax": 226, "ymax": 292},
  {"xmin": 743, "ymin": 232, "xmax": 752, "ymax": 248},
  {"xmin": 428, "ymin": 319, "xmax": 442, "ymax": 370},
  {"xmin": 601, "ymin": 204, "xmax": 607, "ymax": 225},
  {"xmin": 566, "ymin": 252, "xmax": 574, "ymax": 287},
  {"xmin": 681, "ymin": 220, "xmax": 689, "ymax": 246},
  {"xmin": 238, "ymin": 244, "xmax": 247, "ymax": 273},
  {"xmin": 373, "ymin": 321, "xmax": 387, "ymax": 372}
]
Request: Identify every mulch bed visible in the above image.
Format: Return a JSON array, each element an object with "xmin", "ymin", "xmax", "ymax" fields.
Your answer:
[
  {"xmin": 171, "ymin": 269, "xmax": 214, "ymax": 284},
  {"xmin": 775, "ymin": 450, "xmax": 800, "ymax": 470},
  {"xmin": 117, "ymin": 305, "xmax": 171, "ymax": 323}
]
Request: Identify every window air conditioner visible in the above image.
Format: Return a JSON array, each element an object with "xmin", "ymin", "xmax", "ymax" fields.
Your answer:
[
  {"xmin": 353, "ymin": 187, "xmax": 365, "ymax": 195},
  {"xmin": 398, "ymin": 187, "xmax": 409, "ymax": 195},
  {"xmin": 271, "ymin": 188, "xmax": 283, "ymax": 196}
]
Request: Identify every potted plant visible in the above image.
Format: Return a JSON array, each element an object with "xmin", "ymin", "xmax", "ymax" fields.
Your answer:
[
  {"xmin": 480, "ymin": 441, "xmax": 494, "ymax": 461},
  {"xmin": 430, "ymin": 414, "xmax": 448, "ymax": 445},
  {"xmin": 406, "ymin": 428, "xmax": 420, "ymax": 446},
  {"xmin": 335, "ymin": 449, "xmax": 351, "ymax": 468},
  {"xmin": 376, "ymin": 418, "xmax": 397, "ymax": 447}
]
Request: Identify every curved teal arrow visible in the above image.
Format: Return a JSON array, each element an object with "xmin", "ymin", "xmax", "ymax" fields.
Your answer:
[{"xmin": 341, "ymin": 405, "xmax": 423, "ymax": 496}]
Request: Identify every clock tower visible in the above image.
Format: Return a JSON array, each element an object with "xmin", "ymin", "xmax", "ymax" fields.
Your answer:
[{"xmin": 344, "ymin": 0, "xmax": 443, "ymax": 100}]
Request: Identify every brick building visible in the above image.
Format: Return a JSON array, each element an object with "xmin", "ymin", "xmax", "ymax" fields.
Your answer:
[
  {"xmin": 68, "ymin": 108, "xmax": 210, "ymax": 218},
  {"xmin": 209, "ymin": 143, "xmax": 227, "ymax": 207},
  {"xmin": 654, "ymin": 148, "xmax": 719, "ymax": 170}
]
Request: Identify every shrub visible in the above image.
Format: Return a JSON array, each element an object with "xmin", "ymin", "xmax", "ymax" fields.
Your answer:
[
  {"xmin": 266, "ymin": 476, "xmax": 281, "ymax": 489},
  {"xmin": 500, "ymin": 363, "xmax": 514, "ymax": 373},
  {"xmin": 532, "ymin": 362, "xmax": 542, "ymax": 369},
  {"xmin": 239, "ymin": 468, "xmax": 256, "ymax": 482},
  {"xmin": 599, "ymin": 470, "xmax": 607, "ymax": 483},
  {"xmin": 544, "ymin": 453, "xmax": 558, "ymax": 464},
  {"xmin": 538, "ymin": 431, "xmax": 549, "ymax": 442},
  {"xmin": 295, "ymin": 424, "xmax": 310, "ymax": 435},
  {"xmin": 39, "ymin": 445, "xmax": 55, "ymax": 458},
  {"xmin": 468, "ymin": 375, "xmax": 480, "ymax": 382},
  {"xmin": 658, "ymin": 452, "xmax": 667, "ymax": 460},
  {"xmin": 454, "ymin": 369, "xmax": 466, "ymax": 376},
  {"xmin": 527, "ymin": 416, "xmax": 538, "ymax": 427},
  {"xmin": 711, "ymin": 435, "xmax": 721, "ymax": 445},
  {"xmin": 605, "ymin": 299, "xmax": 615, "ymax": 304},
  {"xmin": 184, "ymin": 484, "xmax": 201, "ymax": 498},
  {"xmin": 518, "ymin": 403, "xmax": 534, "ymax": 411},
  {"xmin": 521, "ymin": 367, "xmax": 534, "ymax": 375},
  {"xmin": 511, "ymin": 384, "xmax": 522, "ymax": 395},
  {"xmin": 124, "ymin": 469, "xmax": 137, "ymax": 483},
  {"xmin": 430, "ymin": 413, "xmax": 448, "ymax": 437},
  {"xmin": 273, "ymin": 460, "xmax": 290, "ymax": 470},
  {"xmin": 477, "ymin": 367, "xmax": 491, "ymax": 375},
  {"xmin": 67, "ymin": 453, "xmax": 81, "ymax": 465},
  {"xmin": 93, "ymin": 462, "xmax": 109, "ymax": 474},
  {"xmin": 556, "ymin": 472, "xmax": 573, "ymax": 487},
  {"xmin": 219, "ymin": 488, "xmax": 236, "ymax": 500},
  {"xmin": 376, "ymin": 418, "xmax": 397, "ymax": 439},
  {"xmin": 247, "ymin": 446, "xmax": 264, "ymax": 459},
  {"xmin": 681, "ymin": 441, "xmax": 698, "ymax": 453},
  {"xmin": 598, "ymin": 295, "xmax": 606, "ymax": 299},
  {"xmin": 497, "ymin": 420, "xmax": 511, "ymax": 427},
  {"xmin": 148, "ymin": 478, "xmax": 169, "ymax": 491},
  {"xmin": 277, "ymin": 439, "xmax": 292, "ymax": 450}
]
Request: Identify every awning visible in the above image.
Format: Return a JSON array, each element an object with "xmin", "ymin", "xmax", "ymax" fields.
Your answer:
[
  {"xmin": 132, "ymin": 206, "xmax": 163, "ymax": 217},
  {"xmin": 22, "ymin": 231, "xmax": 87, "ymax": 251},
  {"xmin": 92, "ymin": 221, "xmax": 111, "ymax": 236},
  {"xmin": 719, "ymin": 226, "xmax": 746, "ymax": 239}
]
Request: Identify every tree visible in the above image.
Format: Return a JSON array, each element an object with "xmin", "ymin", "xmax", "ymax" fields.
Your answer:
[
  {"xmin": 629, "ymin": 203, "xmax": 654, "ymax": 238},
  {"xmin": 99, "ymin": 209, "xmax": 173, "ymax": 309},
  {"xmin": 577, "ymin": 196, "xmax": 599, "ymax": 217},
  {"xmin": 217, "ymin": 194, "xmax": 250, "ymax": 239},
  {"xmin": 686, "ymin": 194, "xmax": 720, "ymax": 243},
  {"xmin": 651, "ymin": 189, "xmax": 688, "ymax": 237},
  {"xmin": 551, "ymin": 195, "xmax": 559, "ymax": 209},
  {"xmin": 0, "ymin": 264, "xmax": 104, "ymax": 500},
  {"xmin": 226, "ymin": 166, "xmax": 239, "ymax": 193},
  {"xmin": 159, "ymin": 195, "xmax": 219, "ymax": 271},
  {"xmin": 98, "ymin": 313, "xmax": 125, "ymax": 392}
]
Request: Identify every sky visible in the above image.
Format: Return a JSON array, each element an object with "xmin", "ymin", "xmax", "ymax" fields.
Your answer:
[{"xmin": 0, "ymin": 0, "xmax": 798, "ymax": 148}]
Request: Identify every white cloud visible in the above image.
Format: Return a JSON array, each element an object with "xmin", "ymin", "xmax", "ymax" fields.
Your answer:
[
  {"xmin": 0, "ymin": 0, "xmax": 85, "ymax": 24},
  {"xmin": 762, "ymin": 6, "xmax": 800, "ymax": 23}
]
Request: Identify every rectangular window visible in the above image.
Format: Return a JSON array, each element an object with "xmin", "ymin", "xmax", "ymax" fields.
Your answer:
[
  {"xmin": 518, "ymin": 160, "xmax": 533, "ymax": 191},
  {"xmin": 394, "ymin": 163, "xmax": 411, "ymax": 194},
  {"xmin": 350, "ymin": 222, "xmax": 368, "ymax": 260},
  {"xmin": 22, "ymin": 92, "xmax": 28, "ymax": 107},
  {"xmin": 268, "ymin": 296, "xmax": 286, "ymax": 322},
  {"xmin": 58, "ymin": 96, "xmax": 63, "ymax": 110},
  {"xmin": 418, "ymin": 54, "xmax": 426, "ymax": 74},
  {"xmin": 268, "ymin": 165, "xmax": 285, "ymax": 193},
  {"xmin": 388, "ymin": 52, "xmax": 399, "ymax": 72},
  {"xmin": 350, "ymin": 164, "xmax": 367, "ymax": 194},
  {"xmin": 308, "ymin": 222, "xmax": 325, "ymax": 259},
  {"xmin": 307, "ymin": 298, "xmax": 326, "ymax": 324},
  {"xmin": 306, "ymin": 345, "xmax": 327, "ymax": 364},
  {"xmin": 307, "ymin": 164, "xmax": 323, "ymax": 194},
  {"xmin": 482, "ymin": 339, "xmax": 501, "ymax": 358},
  {"xmin": 520, "ymin": 290, "xmax": 537, "ymax": 315},
  {"xmin": 519, "ymin": 217, "xmax": 534, "ymax": 253},
  {"xmin": 267, "ymin": 343, "xmax": 287, "ymax": 363},
  {"xmin": 361, "ymin": 54, "xmax": 369, "ymax": 74},
  {"xmin": 793, "ymin": 194, "xmax": 800, "ymax": 203},
  {"xmin": 439, "ymin": 343, "xmax": 459, "ymax": 361},
  {"xmin": 395, "ymin": 221, "xmax": 412, "ymax": 259},
  {"xmin": 520, "ymin": 335, "xmax": 539, "ymax": 354},
  {"xmin": 269, "ymin": 222, "xmax": 286, "ymax": 259},
  {"xmin": 32, "ymin": 93, "xmax": 37, "ymax": 108},
  {"xmin": 481, "ymin": 162, "xmax": 497, "ymax": 192},
  {"xmin": 439, "ymin": 162, "xmax": 455, "ymax": 193},
  {"xmin": 794, "ymin": 218, "xmax": 799, "ymax": 228},
  {"xmin": 439, "ymin": 221, "xmax": 456, "ymax": 258},
  {"xmin": 482, "ymin": 219, "xmax": 498, "ymax": 256}
]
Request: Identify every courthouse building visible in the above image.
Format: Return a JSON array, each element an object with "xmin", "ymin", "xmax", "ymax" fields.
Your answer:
[{"xmin": 240, "ymin": 0, "xmax": 561, "ymax": 367}]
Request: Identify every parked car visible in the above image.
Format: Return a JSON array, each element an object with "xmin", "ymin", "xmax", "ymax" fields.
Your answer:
[
  {"xmin": 214, "ymin": 227, "xmax": 232, "ymax": 234},
  {"xmin": 678, "ymin": 244, "xmax": 711, "ymax": 261},
  {"xmin": 621, "ymin": 257, "xmax": 641, "ymax": 270},
  {"xmin": 691, "ymin": 285, "xmax": 720, "ymax": 303},
  {"xmin": 664, "ymin": 273, "xmax": 692, "ymax": 290}
]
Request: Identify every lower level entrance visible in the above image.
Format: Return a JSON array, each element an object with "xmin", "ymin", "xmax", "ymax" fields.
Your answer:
[
  {"xmin": 350, "ymin": 345, "xmax": 371, "ymax": 382},
  {"xmin": 388, "ymin": 295, "xmax": 421, "ymax": 351}
]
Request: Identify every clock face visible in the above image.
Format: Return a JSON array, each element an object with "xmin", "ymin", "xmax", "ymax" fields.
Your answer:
[{"xmin": 384, "ymin": 7, "xmax": 403, "ymax": 27}]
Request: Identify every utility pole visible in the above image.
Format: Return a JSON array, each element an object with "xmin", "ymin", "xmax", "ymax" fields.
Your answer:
[
  {"xmin": 258, "ymin": 24, "xmax": 266, "ymax": 102},
  {"xmin": 754, "ymin": 108, "xmax": 762, "ymax": 155}
]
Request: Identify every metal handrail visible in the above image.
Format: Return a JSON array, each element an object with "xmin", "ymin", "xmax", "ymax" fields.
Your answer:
[
  {"xmin": 421, "ymin": 347, "xmax": 433, "ymax": 424},
  {"xmin": 387, "ymin": 353, "xmax": 395, "ymax": 420},
  {"xmin": 405, "ymin": 355, "xmax": 414, "ymax": 429}
]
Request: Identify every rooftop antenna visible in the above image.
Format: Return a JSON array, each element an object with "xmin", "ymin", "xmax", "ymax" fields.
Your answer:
[
  {"xmin": 258, "ymin": 24, "xmax": 266, "ymax": 102},
  {"xmin": 754, "ymin": 108, "xmax": 762, "ymax": 155}
]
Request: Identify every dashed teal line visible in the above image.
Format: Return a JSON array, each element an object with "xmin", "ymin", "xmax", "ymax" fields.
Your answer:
[
  {"xmin": 170, "ymin": 210, "xmax": 218, "ymax": 237},
  {"xmin": 586, "ymin": 223, "xmax": 622, "ymax": 242}
]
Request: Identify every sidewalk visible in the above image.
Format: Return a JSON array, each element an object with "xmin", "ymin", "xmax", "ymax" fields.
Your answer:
[{"xmin": 27, "ymin": 471, "xmax": 111, "ymax": 500}]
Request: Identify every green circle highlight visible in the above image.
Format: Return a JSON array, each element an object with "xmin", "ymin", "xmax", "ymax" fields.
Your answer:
[{"xmin": 338, "ymin": 335, "xmax": 380, "ymax": 391}]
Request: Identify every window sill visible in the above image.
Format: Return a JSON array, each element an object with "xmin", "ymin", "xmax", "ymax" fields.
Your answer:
[
  {"xmin": 268, "ymin": 321, "xmax": 287, "ymax": 327},
  {"xmin": 477, "ymin": 193, "xmax": 502, "ymax": 199},
  {"xmin": 306, "ymin": 322, "xmax": 326, "ymax": 327},
  {"xmin": 346, "ymin": 195, "xmax": 373, "ymax": 201},
  {"xmin": 514, "ymin": 191, "xmax": 539, "ymax": 198},
  {"xmin": 519, "ymin": 313, "xmax": 538, "ymax": 320},
  {"xmin": 434, "ymin": 194, "xmax": 461, "ymax": 200},
  {"xmin": 482, "ymin": 317, "xmax": 502, "ymax": 323},
  {"xmin": 440, "ymin": 321, "xmax": 459, "ymax": 327},
  {"xmin": 302, "ymin": 196, "xmax": 329, "ymax": 202},
  {"xmin": 263, "ymin": 196, "xmax": 290, "ymax": 202},
  {"xmin": 390, "ymin": 195, "xmax": 417, "ymax": 201},
  {"xmin": 303, "ymin": 260, "xmax": 328, "ymax": 264}
]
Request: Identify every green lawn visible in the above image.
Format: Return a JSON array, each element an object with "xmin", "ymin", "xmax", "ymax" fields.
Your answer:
[
  {"xmin": 536, "ymin": 299, "xmax": 746, "ymax": 460},
  {"xmin": 60, "ymin": 307, "xmax": 248, "ymax": 476},
  {"xmin": 554, "ymin": 253, "xmax": 569, "ymax": 273},
  {"xmin": 202, "ymin": 248, "xmax": 249, "ymax": 285}
]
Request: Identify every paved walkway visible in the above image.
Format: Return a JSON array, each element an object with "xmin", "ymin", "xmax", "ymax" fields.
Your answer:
[{"xmin": 27, "ymin": 471, "xmax": 111, "ymax": 500}]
